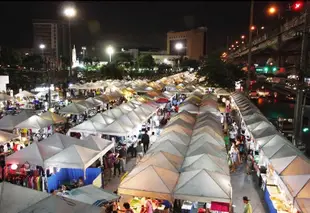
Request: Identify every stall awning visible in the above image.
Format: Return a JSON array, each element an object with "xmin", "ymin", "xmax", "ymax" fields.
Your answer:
[
  {"xmin": 59, "ymin": 102, "xmax": 87, "ymax": 115},
  {"xmin": 40, "ymin": 111, "xmax": 67, "ymax": 124},
  {"xmin": 15, "ymin": 115, "xmax": 53, "ymax": 130}
]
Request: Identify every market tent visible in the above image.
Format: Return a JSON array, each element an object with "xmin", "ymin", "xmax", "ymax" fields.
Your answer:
[
  {"xmin": 0, "ymin": 130, "xmax": 18, "ymax": 144},
  {"xmin": 194, "ymin": 121, "xmax": 223, "ymax": 136},
  {"xmin": 67, "ymin": 185, "xmax": 119, "ymax": 206},
  {"xmin": 243, "ymin": 112, "xmax": 265, "ymax": 122},
  {"xmin": 126, "ymin": 110, "xmax": 144, "ymax": 123},
  {"xmin": 118, "ymin": 103, "xmax": 136, "ymax": 112},
  {"xmin": 84, "ymin": 135, "xmax": 114, "ymax": 152},
  {"xmin": 170, "ymin": 111, "xmax": 196, "ymax": 124},
  {"xmin": 193, "ymin": 126, "xmax": 223, "ymax": 141},
  {"xmin": 174, "ymin": 169, "xmax": 231, "ymax": 203},
  {"xmin": 133, "ymin": 107, "xmax": 150, "ymax": 121},
  {"xmin": 184, "ymin": 96, "xmax": 201, "ymax": 106},
  {"xmin": 280, "ymin": 175, "xmax": 310, "ymax": 198},
  {"xmin": 0, "ymin": 110, "xmax": 35, "ymax": 131},
  {"xmin": 102, "ymin": 108, "xmax": 124, "ymax": 119},
  {"xmin": 179, "ymin": 103, "xmax": 199, "ymax": 114},
  {"xmin": 135, "ymin": 151, "xmax": 183, "ymax": 173},
  {"xmin": 118, "ymin": 165, "xmax": 179, "ymax": 201},
  {"xmin": 69, "ymin": 120, "xmax": 106, "ymax": 134},
  {"xmin": 166, "ymin": 118, "xmax": 193, "ymax": 130},
  {"xmin": 20, "ymin": 194, "xmax": 103, "ymax": 213},
  {"xmin": 15, "ymin": 115, "xmax": 53, "ymax": 130},
  {"xmin": 192, "ymin": 91, "xmax": 203, "ymax": 98},
  {"xmin": 156, "ymin": 131, "xmax": 191, "ymax": 146},
  {"xmin": 148, "ymin": 140, "xmax": 188, "ymax": 157},
  {"xmin": 162, "ymin": 124, "xmax": 192, "ymax": 136},
  {"xmin": 90, "ymin": 113, "xmax": 114, "ymax": 125},
  {"xmin": 44, "ymin": 145, "xmax": 99, "ymax": 169},
  {"xmin": 86, "ymin": 97, "xmax": 103, "ymax": 107},
  {"xmin": 200, "ymin": 100, "xmax": 218, "ymax": 109},
  {"xmin": 162, "ymin": 91, "xmax": 174, "ymax": 99},
  {"xmin": 256, "ymin": 134, "xmax": 289, "ymax": 148},
  {"xmin": 262, "ymin": 140, "xmax": 301, "ymax": 160},
  {"xmin": 190, "ymin": 133, "xmax": 225, "ymax": 148},
  {"xmin": 0, "ymin": 93, "xmax": 13, "ymax": 101},
  {"xmin": 182, "ymin": 154, "xmax": 229, "ymax": 175},
  {"xmin": 270, "ymin": 156, "xmax": 310, "ymax": 176},
  {"xmin": 247, "ymin": 120, "xmax": 273, "ymax": 132},
  {"xmin": 77, "ymin": 100, "xmax": 96, "ymax": 109},
  {"xmin": 59, "ymin": 102, "xmax": 87, "ymax": 115},
  {"xmin": 99, "ymin": 120, "xmax": 133, "ymax": 136},
  {"xmin": 252, "ymin": 127, "xmax": 278, "ymax": 139},
  {"xmin": 40, "ymin": 111, "xmax": 67, "ymax": 124},
  {"xmin": 186, "ymin": 142, "xmax": 226, "ymax": 158},
  {"xmin": 117, "ymin": 114, "xmax": 139, "ymax": 128},
  {"xmin": 0, "ymin": 182, "xmax": 49, "ymax": 213},
  {"xmin": 214, "ymin": 88, "xmax": 230, "ymax": 96},
  {"xmin": 295, "ymin": 198, "xmax": 310, "ymax": 213},
  {"xmin": 6, "ymin": 142, "xmax": 61, "ymax": 166},
  {"xmin": 15, "ymin": 90, "xmax": 35, "ymax": 98},
  {"xmin": 202, "ymin": 94, "xmax": 218, "ymax": 102},
  {"xmin": 199, "ymin": 106, "xmax": 220, "ymax": 115}
]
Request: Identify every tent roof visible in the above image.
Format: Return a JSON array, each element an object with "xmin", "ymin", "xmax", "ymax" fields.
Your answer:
[
  {"xmin": 44, "ymin": 145, "xmax": 99, "ymax": 169},
  {"xmin": 182, "ymin": 154, "xmax": 229, "ymax": 175},
  {"xmin": 157, "ymin": 131, "xmax": 191, "ymax": 145},
  {"xmin": 84, "ymin": 135, "xmax": 114, "ymax": 152},
  {"xmin": 166, "ymin": 118, "xmax": 192, "ymax": 129},
  {"xmin": 15, "ymin": 90, "xmax": 35, "ymax": 97},
  {"xmin": 77, "ymin": 100, "xmax": 96, "ymax": 109},
  {"xmin": 163, "ymin": 124, "xmax": 192, "ymax": 136},
  {"xmin": 102, "ymin": 108, "xmax": 124, "ymax": 119},
  {"xmin": 15, "ymin": 115, "xmax": 53, "ymax": 130},
  {"xmin": 179, "ymin": 103, "xmax": 199, "ymax": 114},
  {"xmin": 186, "ymin": 142, "xmax": 226, "ymax": 158},
  {"xmin": 191, "ymin": 133, "xmax": 225, "ymax": 148},
  {"xmin": 295, "ymin": 198, "xmax": 310, "ymax": 213},
  {"xmin": 170, "ymin": 112, "xmax": 196, "ymax": 124},
  {"xmin": 117, "ymin": 114, "xmax": 138, "ymax": 128},
  {"xmin": 270, "ymin": 156, "xmax": 310, "ymax": 176},
  {"xmin": 247, "ymin": 120, "xmax": 273, "ymax": 132},
  {"xmin": 148, "ymin": 140, "xmax": 188, "ymax": 157},
  {"xmin": 68, "ymin": 185, "xmax": 119, "ymax": 206},
  {"xmin": 20, "ymin": 194, "xmax": 102, "ymax": 213},
  {"xmin": 0, "ymin": 182, "xmax": 49, "ymax": 213},
  {"xmin": 252, "ymin": 127, "xmax": 278, "ymax": 139},
  {"xmin": 118, "ymin": 165, "xmax": 179, "ymax": 201},
  {"xmin": 69, "ymin": 120, "xmax": 106, "ymax": 134},
  {"xmin": 6, "ymin": 142, "xmax": 61, "ymax": 166},
  {"xmin": 257, "ymin": 134, "xmax": 289, "ymax": 148},
  {"xmin": 100, "ymin": 120, "xmax": 133, "ymax": 136},
  {"xmin": 0, "ymin": 130, "xmax": 18, "ymax": 144},
  {"xmin": 59, "ymin": 102, "xmax": 87, "ymax": 115},
  {"xmin": 281, "ymin": 175, "xmax": 310, "ymax": 198},
  {"xmin": 85, "ymin": 97, "xmax": 103, "ymax": 107},
  {"xmin": 90, "ymin": 113, "xmax": 114, "ymax": 125},
  {"xmin": 137, "ymin": 151, "xmax": 184, "ymax": 173},
  {"xmin": 174, "ymin": 169, "xmax": 231, "ymax": 203},
  {"xmin": 0, "ymin": 93, "xmax": 13, "ymax": 101},
  {"xmin": 262, "ymin": 143, "xmax": 301, "ymax": 160},
  {"xmin": 0, "ymin": 110, "xmax": 35, "ymax": 131},
  {"xmin": 40, "ymin": 111, "xmax": 67, "ymax": 124}
]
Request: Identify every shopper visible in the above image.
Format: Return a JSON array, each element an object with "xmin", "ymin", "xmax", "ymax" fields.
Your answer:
[
  {"xmin": 136, "ymin": 142, "xmax": 144, "ymax": 165},
  {"xmin": 122, "ymin": 202, "xmax": 134, "ymax": 213},
  {"xmin": 243, "ymin": 196, "xmax": 253, "ymax": 213},
  {"xmin": 114, "ymin": 154, "xmax": 121, "ymax": 177},
  {"xmin": 229, "ymin": 143, "xmax": 239, "ymax": 173},
  {"xmin": 142, "ymin": 131, "xmax": 150, "ymax": 153},
  {"xmin": 119, "ymin": 145, "xmax": 127, "ymax": 173},
  {"xmin": 246, "ymin": 150, "xmax": 254, "ymax": 175},
  {"xmin": 150, "ymin": 132, "xmax": 156, "ymax": 146}
]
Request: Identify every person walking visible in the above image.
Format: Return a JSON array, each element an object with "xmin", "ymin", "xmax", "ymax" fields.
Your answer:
[
  {"xmin": 243, "ymin": 196, "xmax": 253, "ymax": 213},
  {"xmin": 246, "ymin": 150, "xmax": 254, "ymax": 175},
  {"xmin": 136, "ymin": 142, "xmax": 144, "ymax": 165},
  {"xmin": 141, "ymin": 131, "xmax": 150, "ymax": 153}
]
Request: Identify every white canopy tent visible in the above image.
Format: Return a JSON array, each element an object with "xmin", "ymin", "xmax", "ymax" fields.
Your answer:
[
  {"xmin": 20, "ymin": 194, "xmax": 103, "ymax": 213},
  {"xmin": 68, "ymin": 120, "xmax": 106, "ymax": 135},
  {"xmin": 102, "ymin": 108, "xmax": 124, "ymax": 119},
  {"xmin": 40, "ymin": 111, "xmax": 67, "ymax": 124},
  {"xmin": 186, "ymin": 142, "xmax": 227, "ymax": 158},
  {"xmin": 214, "ymin": 88, "xmax": 230, "ymax": 96},
  {"xmin": 0, "ymin": 110, "xmax": 35, "ymax": 131},
  {"xmin": 15, "ymin": 90, "xmax": 35, "ymax": 98},
  {"xmin": 0, "ymin": 130, "xmax": 19, "ymax": 144},
  {"xmin": 99, "ymin": 120, "xmax": 134, "ymax": 136},
  {"xmin": 156, "ymin": 131, "xmax": 191, "ymax": 146},
  {"xmin": 179, "ymin": 103, "xmax": 199, "ymax": 114},
  {"xmin": 84, "ymin": 135, "xmax": 114, "ymax": 152},
  {"xmin": 77, "ymin": 100, "xmax": 96, "ymax": 109},
  {"xmin": 15, "ymin": 115, "xmax": 54, "ymax": 131},
  {"xmin": 270, "ymin": 156, "xmax": 310, "ymax": 176},
  {"xmin": 85, "ymin": 97, "xmax": 103, "ymax": 107},
  {"xmin": 148, "ymin": 140, "xmax": 188, "ymax": 157},
  {"xmin": 90, "ymin": 113, "xmax": 114, "ymax": 125},
  {"xmin": 59, "ymin": 102, "xmax": 87, "ymax": 115},
  {"xmin": 0, "ymin": 93, "xmax": 13, "ymax": 101},
  {"xmin": 174, "ymin": 169, "xmax": 231, "ymax": 203},
  {"xmin": 0, "ymin": 182, "xmax": 49, "ymax": 213}
]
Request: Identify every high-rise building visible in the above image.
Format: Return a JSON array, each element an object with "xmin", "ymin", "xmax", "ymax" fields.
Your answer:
[
  {"xmin": 32, "ymin": 19, "xmax": 69, "ymax": 68},
  {"xmin": 167, "ymin": 27, "xmax": 207, "ymax": 60}
]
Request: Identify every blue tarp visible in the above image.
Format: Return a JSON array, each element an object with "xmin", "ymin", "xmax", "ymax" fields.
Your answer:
[{"xmin": 47, "ymin": 168, "xmax": 101, "ymax": 193}]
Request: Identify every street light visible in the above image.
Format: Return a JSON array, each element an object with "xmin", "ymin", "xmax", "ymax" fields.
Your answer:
[
  {"xmin": 106, "ymin": 46, "xmax": 114, "ymax": 62},
  {"xmin": 39, "ymin": 44, "xmax": 45, "ymax": 56},
  {"xmin": 63, "ymin": 6, "xmax": 76, "ymax": 78},
  {"xmin": 235, "ymin": 41, "xmax": 239, "ymax": 44},
  {"xmin": 39, "ymin": 43, "xmax": 51, "ymax": 109},
  {"xmin": 268, "ymin": 6, "xmax": 277, "ymax": 15},
  {"xmin": 241, "ymin": 35, "xmax": 245, "ymax": 39},
  {"xmin": 261, "ymin": 26, "xmax": 265, "ymax": 30},
  {"xmin": 175, "ymin": 43, "xmax": 183, "ymax": 53}
]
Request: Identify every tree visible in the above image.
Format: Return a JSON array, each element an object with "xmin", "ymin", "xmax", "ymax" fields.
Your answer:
[
  {"xmin": 198, "ymin": 52, "xmax": 245, "ymax": 89},
  {"xmin": 157, "ymin": 63, "xmax": 172, "ymax": 74},
  {"xmin": 22, "ymin": 54, "xmax": 43, "ymax": 70},
  {"xmin": 0, "ymin": 47, "xmax": 22, "ymax": 65},
  {"xmin": 137, "ymin": 54, "xmax": 155, "ymax": 70},
  {"xmin": 180, "ymin": 59, "xmax": 200, "ymax": 70},
  {"xmin": 100, "ymin": 64, "xmax": 124, "ymax": 80}
]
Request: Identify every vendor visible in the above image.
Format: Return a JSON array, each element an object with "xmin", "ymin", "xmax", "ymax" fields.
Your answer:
[{"xmin": 78, "ymin": 176, "xmax": 84, "ymax": 187}]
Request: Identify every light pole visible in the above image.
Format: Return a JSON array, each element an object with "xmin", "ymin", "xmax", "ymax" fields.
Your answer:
[
  {"xmin": 175, "ymin": 42, "xmax": 183, "ymax": 69},
  {"xmin": 106, "ymin": 46, "xmax": 114, "ymax": 63},
  {"xmin": 64, "ymin": 7, "xmax": 76, "ymax": 78},
  {"xmin": 40, "ymin": 44, "xmax": 51, "ymax": 109}
]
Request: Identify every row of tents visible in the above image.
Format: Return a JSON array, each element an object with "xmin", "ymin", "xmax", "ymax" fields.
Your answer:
[
  {"xmin": 118, "ymin": 92, "xmax": 232, "ymax": 205},
  {"xmin": 231, "ymin": 92, "xmax": 310, "ymax": 213}
]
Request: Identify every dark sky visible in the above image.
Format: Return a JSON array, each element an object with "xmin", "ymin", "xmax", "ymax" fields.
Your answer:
[{"xmin": 0, "ymin": 1, "xmax": 277, "ymax": 51}]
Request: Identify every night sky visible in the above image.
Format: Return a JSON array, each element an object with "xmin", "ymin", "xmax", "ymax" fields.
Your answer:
[{"xmin": 0, "ymin": 1, "xmax": 279, "ymax": 51}]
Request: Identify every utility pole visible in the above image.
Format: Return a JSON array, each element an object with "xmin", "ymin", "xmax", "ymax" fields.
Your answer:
[
  {"xmin": 246, "ymin": 0, "xmax": 254, "ymax": 92},
  {"xmin": 293, "ymin": 3, "xmax": 309, "ymax": 146}
]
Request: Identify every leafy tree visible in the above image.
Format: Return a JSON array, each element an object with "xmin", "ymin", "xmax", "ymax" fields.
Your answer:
[
  {"xmin": 0, "ymin": 48, "xmax": 22, "ymax": 65},
  {"xmin": 180, "ymin": 59, "xmax": 200, "ymax": 70},
  {"xmin": 137, "ymin": 54, "xmax": 155, "ymax": 70},
  {"xmin": 100, "ymin": 64, "xmax": 124, "ymax": 80},
  {"xmin": 22, "ymin": 54, "xmax": 43, "ymax": 69},
  {"xmin": 198, "ymin": 52, "xmax": 245, "ymax": 89},
  {"xmin": 157, "ymin": 63, "xmax": 172, "ymax": 74}
]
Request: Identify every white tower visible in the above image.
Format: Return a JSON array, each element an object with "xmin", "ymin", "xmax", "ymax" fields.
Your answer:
[{"xmin": 72, "ymin": 45, "xmax": 77, "ymax": 65}]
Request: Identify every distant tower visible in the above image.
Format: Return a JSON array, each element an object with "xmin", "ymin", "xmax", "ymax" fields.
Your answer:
[{"xmin": 72, "ymin": 45, "xmax": 77, "ymax": 65}]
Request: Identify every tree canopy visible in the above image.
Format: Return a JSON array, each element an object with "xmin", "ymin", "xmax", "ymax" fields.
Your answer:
[
  {"xmin": 100, "ymin": 64, "xmax": 124, "ymax": 80},
  {"xmin": 138, "ymin": 54, "xmax": 155, "ymax": 69},
  {"xmin": 198, "ymin": 52, "xmax": 245, "ymax": 89}
]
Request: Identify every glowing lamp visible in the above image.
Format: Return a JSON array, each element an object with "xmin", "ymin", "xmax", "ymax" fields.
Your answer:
[{"xmin": 11, "ymin": 164, "xmax": 18, "ymax": 170}]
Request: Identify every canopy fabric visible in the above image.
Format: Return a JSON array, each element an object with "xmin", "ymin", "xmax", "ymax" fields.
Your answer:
[
  {"xmin": 102, "ymin": 108, "xmax": 124, "ymax": 119},
  {"xmin": 148, "ymin": 140, "xmax": 188, "ymax": 157},
  {"xmin": 190, "ymin": 134, "xmax": 225, "ymax": 148},
  {"xmin": 262, "ymin": 142, "xmax": 301, "ymax": 160},
  {"xmin": 280, "ymin": 175, "xmax": 310, "ymax": 198},
  {"xmin": 170, "ymin": 111, "xmax": 196, "ymax": 124},
  {"xmin": 133, "ymin": 107, "xmax": 150, "ymax": 121},
  {"xmin": 15, "ymin": 90, "xmax": 35, "ymax": 98},
  {"xmin": 174, "ymin": 169, "xmax": 231, "ymax": 203},
  {"xmin": 162, "ymin": 125, "xmax": 192, "ymax": 136},
  {"xmin": 20, "ymin": 194, "xmax": 102, "ymax": 213},
  {"xmin": 118, "ymin": 103, "xmax": 136, "ymax": 112},
  {"xmin": 0, "ymin": 93, "xmax": 13, "ymax": 101},
  {"xmin": 118, "ymin": 165, "xmax": 179, "ymax": 201},
  {"xmin": 134, "ymin": 151, "xmax": 183, "ymax": 173},
  {"xmin": 295, "ymin": 198, "xmax": 310, "ymax": 213},
  {"xmin": 256, "ymin": 134, "xmax": 289, "ymax": 148},
  {"xmin": 0, "ymin": 130, "xmax": 18, "ymax": 144},
  {"xmin": 202, "ymin": 94, "xmax": 218, "ymax": 102},
  {"xmin": 179, "ymin": 103, "xmax": 199, "ymax": 114},
  {"xmin": 84, "ymin": 135, "xmax": 114, "ymax": 152},
  {"xmin": 247, "ymin": 120, "xmax": 272, "ymax": 132},
  {"xmin": 77, "ymin": 100, "xmax": 96, "ymax": 109},
  {"xmin": 86, "ymin": 97, "xmax": 103, "ymax": 107},
  {"xmin": 90, "ymin": 113, "xmax": 114, "ymax": 125},
  {"xmin": 0, "ymin": 110, "xmax": 35, "ymax": 131},
  {"xmin": 270, "ymin": 156, "xmax": 310, "ymax": 176},
  {"xmin": 214, "ymin": 88, "xmax": 230, "ymax": 96},
  {"xmin": 0, "ymin": 182, "xmax": 49, "ymax": 213},
  {"xmin": 182, "ymin": 154, "xmax": 229, "ymax": 175},
  {"xmin": 44, "ymin": 145, "xmax": 99, "ymax": 169},
  {"xmin": 15, "ymin": 115, "xmax": 53, "ymax": 130},
  {"xmin": 59, "ymin": 102, "xmax": 87, "ymax": 115},
  {"xmin": 126, "ymin": 110, "xmax": 144, "ymax": 123},
  {"xmin": 68, "ymin": 185, "xmax": 119, "ymax": 206},
  {"xmin": 69, "ymin": 120, "xmax": 106, "ymax": 134},
  {"xmin": 186, "ymin": 142, "xmax": 226, "ymax": 158},
  {"xmin": 252, "ymin": 127, "xmax": 278, "ymax": 139},
  {"xmin": 99, "ymin": 120, "xmax": 133, "ymax": 136},
  {"xmin": 6, "ymin": 142, "xmax": 61, "ymax": 166},
  {"xmin": 40, "ymin": 111, "xmax": 67, "ymax": 124},
  {"xmin": 156, "ymin": 131, "xmax": 191, "ymax": 145},
  {"xmin": 117, "ymin": 114, "xmax": 138, "ymax": 128},
  {"xmin": 166, "ymin": 118, "xmax": 193, "ymax": 130}
]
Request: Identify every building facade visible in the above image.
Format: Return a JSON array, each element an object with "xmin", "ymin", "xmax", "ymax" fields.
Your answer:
[{"xmin": 167, "ymin": 27, "xmax": 207, "ymax": 60}]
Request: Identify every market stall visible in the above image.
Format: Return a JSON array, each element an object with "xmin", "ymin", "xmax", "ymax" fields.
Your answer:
[{"xmin": 0, "ymin": 110, "xmax": 35, "ymax": 131}]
